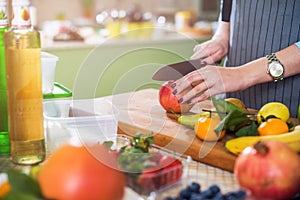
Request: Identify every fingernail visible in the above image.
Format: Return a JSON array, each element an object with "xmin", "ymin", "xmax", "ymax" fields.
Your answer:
[
  {"xmin": 178, "ymin": 98, "xmax": 183, "ymax": 103},
  {"xmin": 201, "ymin": 61, "xmax": 207, "ymax": 65},
  {"xmin": 171, "ymin": 82, "xmax": 176, "ymax": 88},
  {"xmin": 187, "ymin": 99, "xmax": 192, "ymax": 105},
  {"xmin": 172, "ymin": 89, "xmax": 177, "ymax": 95}
]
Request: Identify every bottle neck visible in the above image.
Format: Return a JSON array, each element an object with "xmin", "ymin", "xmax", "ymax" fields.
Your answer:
[{"xmin": 11, "ymin": 4, "xmax": 32, "ymax": 29}]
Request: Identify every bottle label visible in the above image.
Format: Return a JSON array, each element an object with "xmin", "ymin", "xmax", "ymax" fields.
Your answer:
[
  {"xmin": 0, "ymin": 6, "xmax": 8, "ymax": 26},
  {"xmin": 5, "ymin": 48, "xmax": 44, "ymax": 141},
  {"xmin": 12, "ymin": 5, "xmax": 31, "ymax": 28}
]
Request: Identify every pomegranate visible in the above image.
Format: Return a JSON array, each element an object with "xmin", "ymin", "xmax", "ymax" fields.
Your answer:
[
  {"xmin": 159, "ymin": 81, "xmax": 193, "ymax": 113},
  {"xmin": 234, "ymin": 141, "xmax": 300, "ymax": 200}
]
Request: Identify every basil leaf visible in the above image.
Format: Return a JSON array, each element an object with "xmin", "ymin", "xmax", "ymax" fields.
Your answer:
[
  {"xmin": 6, "ymin": 169, "xmax": 43, "ymax": 199},
  {"xmin": 235, "ymin": 120, "xmax": 258, "ymax": 137}
]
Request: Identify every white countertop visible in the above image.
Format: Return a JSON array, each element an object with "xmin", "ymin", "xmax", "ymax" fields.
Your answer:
[{"xmin": 41, "ymin": 32, "xmax": 211, "ymax": 51}]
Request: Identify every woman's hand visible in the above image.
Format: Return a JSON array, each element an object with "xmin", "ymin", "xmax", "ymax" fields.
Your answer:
[
  {"xmin": 191, "ymin": 21, "xmax": 230, "ymax": 64},
  {"xmin": 171, "ymin": 65, "xmax": 248, "ymax": 105},
  {"xmin": 190, "ymin": 36, "xmax": 229, "ymax": 64}
]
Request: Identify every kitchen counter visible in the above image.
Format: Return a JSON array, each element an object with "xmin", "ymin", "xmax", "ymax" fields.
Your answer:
[
  {"xmin": 42, "ymin": 32, "xmax": 211, "ymax": 51},
  {"xmin": 0, "ymin": 88, "xmax": 241, "ymax": 200}
]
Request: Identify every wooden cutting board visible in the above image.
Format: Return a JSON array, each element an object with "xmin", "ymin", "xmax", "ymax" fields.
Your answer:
[{"xmin": 103, "ymin": 88, "xmax": 238, "ymax": 172}]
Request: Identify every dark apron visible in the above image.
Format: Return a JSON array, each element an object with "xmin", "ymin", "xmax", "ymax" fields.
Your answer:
[{"xmin": 223, "ymin": 0, "xmax": 300, "ymax": 117}]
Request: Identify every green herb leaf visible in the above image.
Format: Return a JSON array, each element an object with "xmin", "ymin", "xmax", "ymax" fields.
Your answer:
[
  {"xmin": 5, "ymin": 169, "xmax": 43, "ymax": 199},
  {"xmin": 235, "ymin": 120, "xmax": 259, "ymax": 137},
  {"xmin": 212, "ymin": 97, "xmax": 250, "ymax": 135}
]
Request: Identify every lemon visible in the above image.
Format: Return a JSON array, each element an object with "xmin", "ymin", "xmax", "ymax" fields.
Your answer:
[{"xmin": 257, "ymin": 102, "xmax": 290, "ymax": 122}]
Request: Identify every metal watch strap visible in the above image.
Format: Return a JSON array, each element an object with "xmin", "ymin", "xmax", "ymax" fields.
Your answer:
[
  {"xmin": 266, "ymin": 53, "xmax": 280, "ymax": 63},
  {"xmin": 266, "ymin": 53, "xmax": 284, "ymax": 82}
]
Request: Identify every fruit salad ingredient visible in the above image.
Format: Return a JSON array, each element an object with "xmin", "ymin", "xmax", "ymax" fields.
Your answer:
[
  {"xmin": 234, "ymin": 141, "xmax": 300, "ymax": 200},
  {"xmin": 117, "ymin": 133, "xmax": 183, "ymax": 195},
  {"xmin": 225, "ymin": 125, "xmax": 300, "ymax": 155},
  {"xmin": 257, "ymin": 102, "xmax": 290, "ymax": 122},
  {"xmin": 159, "ymin": 81, "xmax": 193, "ymax": 113},
  {"xmin": 257, "ymin": 118, "xmax": 289, "ymax": 136},
  {"xmin": 163, "ymin": 181, "xmax": 246, "ymax": 200},
  {"xmin": 212, "ymin": 97, "xmax": 252, "ymax": 136},
  {"xmin": 194, "ymin": 115, "xmax": 226, "ymax": 141},
  {"xmin": 0, "ymin": 181, "xmax": 11, "ymax": 198},
  {"xmin": 37, "ymin": 144, "xmax": 125, "ymax": 200},
  {"xmin": 225, "ymin": 98, "xmax": 248, "ymax": 113},
  {"xmin": 178, "ymin": 111, "xmax": 210, "ymax": 128}
]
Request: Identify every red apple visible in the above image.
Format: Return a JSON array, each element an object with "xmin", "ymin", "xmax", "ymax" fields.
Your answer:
[{"xmin": 158, "ymin": 81, "xmax": 193, "ymax": 113}]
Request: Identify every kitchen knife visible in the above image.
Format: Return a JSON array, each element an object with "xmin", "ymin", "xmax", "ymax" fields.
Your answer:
[{"xmin": 152, "ymin": 60, "xmax": 206, "ymax": 81}]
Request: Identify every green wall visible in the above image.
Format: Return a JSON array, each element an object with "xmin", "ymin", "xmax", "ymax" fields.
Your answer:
[{"xmin": 45, "ymin": 38, "xmax": 208, "ymax": 99}]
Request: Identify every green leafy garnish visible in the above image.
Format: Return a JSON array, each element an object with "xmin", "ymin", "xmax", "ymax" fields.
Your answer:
[
  {"xmin": 118, "ymin": 132, "xmax": 155, "ymax": 174},
  {"xmin": 2, "ymin": 169, "xmax": 44, "ymax": 200},
  {"xmin": 212, "ymin": 97, "xmax": 257, "ymax": 136},
  {"xmin": 235, "ymin": 120, "xmax": 259, "ymax": 137}
]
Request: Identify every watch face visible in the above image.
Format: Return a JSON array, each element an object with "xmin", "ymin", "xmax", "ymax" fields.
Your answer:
[{"xmin": 269, "ymin": 61, "xmax": 284, "ymax": 78}]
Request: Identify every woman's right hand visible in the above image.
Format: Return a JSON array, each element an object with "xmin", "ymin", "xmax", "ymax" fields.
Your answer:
[
  {"xmin": 191, "ymin": 21, "xmax": 230, "ymax": 64},
  {"xmin": 190, "ymin": 36, "xmax": 229, "ymax": 64}
]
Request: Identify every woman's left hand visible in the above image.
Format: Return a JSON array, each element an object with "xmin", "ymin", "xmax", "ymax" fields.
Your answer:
[{"xmin": 171, "ymin": 65, "xmax": 247, "ymax": 105}]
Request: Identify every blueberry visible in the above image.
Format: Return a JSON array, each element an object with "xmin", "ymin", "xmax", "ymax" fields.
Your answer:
[
  {"xmin": 179, "ymin": 188, "xmax": 192, "ymax": 199},
  {"xmin": 200, "ymin": 189, "xmax": 214, "ymax": 198},
  {"xmin": 188, "ymin": 182, "xmax": 201, "ymax": 193},
  {"xmin": 163, "ymin": 197, "xmax": 175, "ymax": 200},
  {"xmin": 190, "ymin": 193, "xmax": 205, "ymax": 200},
  {"xmin": 211, "ymin": 192, "xmax": 224, "ymax": 200},
  {"xmin": 224, "ymin": 192, "xmax": 238, "ymax": 200},
  {"xmin": 209, "ymin": 184, "xmax": 221, "ymax": 194},
  {"xmin": 234, "ymin": 189, "xmax": 246, "ymax": 200}
]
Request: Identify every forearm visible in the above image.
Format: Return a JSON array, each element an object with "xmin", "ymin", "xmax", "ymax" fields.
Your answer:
[
  {"xmin": 240, "ymin": 44, "xmax": 300, "ymax": 89},
  {"xmin": 212, "ymin": 21, "xmax": 230, "ymax": 42}
]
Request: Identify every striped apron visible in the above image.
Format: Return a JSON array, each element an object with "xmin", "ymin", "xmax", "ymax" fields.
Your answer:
[{"xmin": 223, "ymin": 0, "xmax": 300, "ymax": 117}]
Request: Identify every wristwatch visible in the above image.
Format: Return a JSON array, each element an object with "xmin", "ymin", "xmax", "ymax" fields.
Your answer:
[{"xmin": 266, "ymin": 53, "xmax": 284, "ymax": 82}]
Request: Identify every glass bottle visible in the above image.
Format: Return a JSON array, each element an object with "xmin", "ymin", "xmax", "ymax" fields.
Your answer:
[
  {"xmin": 0, "ymin": 0, "xmax": 9, "ymax": 156},
  {"xmin": 4, "ymin": 0, "xmax": 45, "ymax": 164}
]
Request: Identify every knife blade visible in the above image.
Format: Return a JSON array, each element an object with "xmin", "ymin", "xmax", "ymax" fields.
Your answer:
[{"xmin": 152, "ymin": 60, "xmax": 206, "ymax": 81}]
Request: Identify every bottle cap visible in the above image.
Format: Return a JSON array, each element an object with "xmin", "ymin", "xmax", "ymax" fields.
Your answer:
[
  {"xmin": 0, "ymin": 0, "xmax": 8, "ymax": 27},
  {"xmin": 11, "ymin": 0, "xmax": 31, "ymax": 27}
]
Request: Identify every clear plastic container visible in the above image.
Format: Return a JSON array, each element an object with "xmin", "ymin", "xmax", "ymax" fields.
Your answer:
[
  {"xmin": 43, "ymin": 98, "xmax": 119, "ymax": 153},
  {"xmin": 113, "ymin": 135, "xmax": 192, "ymax": 197},
  {"xmin": 41, "ymin": 52, "xmax": 59, "ymax": 94}
]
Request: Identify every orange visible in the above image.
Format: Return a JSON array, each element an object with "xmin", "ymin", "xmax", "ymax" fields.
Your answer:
[
  {"xmin": 257, "ymin": 118, "xmax": 289, "ymax": 136},
  {"xmin": 37, "ymin": 144, "xmax": 126, "ymax": 200},
  {"xmin": 0, "ymin": 182, "xmax": 11, "ymax": 198},
  {"xmin": 194, "ymin": 116, "xmax": 226, "ymax": 141}
]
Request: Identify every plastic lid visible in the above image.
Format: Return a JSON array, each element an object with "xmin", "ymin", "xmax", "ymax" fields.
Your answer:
[
  {"xmin": 43, "ymin": 82, "xmax": 73, "ymax": 99},
  {"xmin": 0, "ymin": 131, "xmax": 10, "ymax": 155},
  {"xmin": 41, "ymin": 52, "xmax": 59, "ymax": 62}
]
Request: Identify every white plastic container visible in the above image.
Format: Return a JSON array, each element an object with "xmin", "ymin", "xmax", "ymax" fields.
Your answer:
[
  {"xmin": 41, "ymin": 52, "xmax": 59, "ymax": 94},
  {"xmin": 43, "ymin": 99, "xmax": 119, "ymax": 153}
]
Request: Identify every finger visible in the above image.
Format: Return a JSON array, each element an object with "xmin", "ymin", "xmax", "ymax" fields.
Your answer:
[
  {"xmin": 177, "ymin": 79, "xmax": 209, "ymax": 104},
  {"xmin": 173, "ymin": 70, "xmax": 205, "ymax": 95},
  {"xmin": 202, "ymin": 52, "xmax": 224, "ymax": 65},
  {"xmin": 188, "ymin": 90, "xmax": 212, "ymax": 104},
  {"xmin": 190, "ymin": 48, "xmax": 208, "ymax": 60}
]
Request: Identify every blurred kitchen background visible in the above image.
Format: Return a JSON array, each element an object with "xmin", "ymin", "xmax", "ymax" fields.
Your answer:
[
  {"xmin": 5, "ymin": 0, "xmax": 222, "ymax": 99},
  {"xmin": 26, "ymin": 0, "xmax": 220, "ymax": 43}
]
